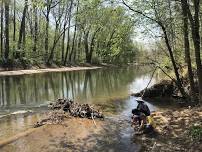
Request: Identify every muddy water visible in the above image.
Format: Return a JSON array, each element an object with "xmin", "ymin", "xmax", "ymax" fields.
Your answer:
[{"xmin": 0, "ymin": 67, "xmax": 160, "ymax": 152}]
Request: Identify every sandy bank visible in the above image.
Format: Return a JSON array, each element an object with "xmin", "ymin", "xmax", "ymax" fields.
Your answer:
[
  {"xmin": 0, "ymin": 118, "xmax": 104, "ymax": 152},
  {"xmin": 0, "ymin": 66, "xmax": 102, "ymax": 77}
]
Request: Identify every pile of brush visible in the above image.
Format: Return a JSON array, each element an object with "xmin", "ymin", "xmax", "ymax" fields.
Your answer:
[
  {"xmin": 49, "ymin": 98, "xmax": 104, "ymax": 119},
  {"xmin": 34, "ymin": 98, "xmax": 104, "ymax": 128}
]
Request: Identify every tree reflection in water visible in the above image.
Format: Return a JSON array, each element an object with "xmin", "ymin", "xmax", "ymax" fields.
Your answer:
[{"xmin": 0, "ymin": 67, "xmax": 150, "ymax": 109}]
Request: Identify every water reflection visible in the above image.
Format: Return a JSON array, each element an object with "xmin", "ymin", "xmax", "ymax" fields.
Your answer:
[
  {"xmin": 0, "ymin": 67, "xmax": 151, "ymax": 111},
  {"xmin": 0, "ymin": 66, "xmax": 158, "ymax": 145}
]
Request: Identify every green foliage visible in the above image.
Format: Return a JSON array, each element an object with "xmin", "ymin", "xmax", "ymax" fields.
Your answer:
[
  {"xmin": 189, "ymin": 125, "xmax": 202, "ymax": 141},
  {"xmin": 0, "ymin": 0, "xmax": 145, "ymax": 67}
]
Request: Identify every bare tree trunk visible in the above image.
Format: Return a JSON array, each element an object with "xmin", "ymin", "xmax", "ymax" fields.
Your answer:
[
  {"xmin": 18, "ymin": 0, "xmax": 28, "ymax": 49},
  {"xmin": 76, "ymin": 32, "xmax": 82, "ymax": 61},
  {"xmin": 47, "ymin": 25, "xmax": 59, "ymax": 64},
  {"xmin": 45, "ymin": 14, "xmax": 49, "ymax": 57},
  {"xmin": 161, "ymin": 25, "xmax": 187, "ymax": 98},
  {"xmin": 61, "ymin": 24, "xmax": 66, "ymax": 62},
  {"xmin": 64, "ymin": 0, "xmax": 73, "ymax": 65},
  {"xmin": 69, "ymin": 0, "xmax": 79, "ymax": 62},
  {"xmin": 69, "ymin": 24, "xmax": 77, "ymax": 62},
  {"xmin": 73, "ymin": 34, "xmax": 78, "ymax": 61},
  {"xmin": 0, "ymin": 0, "xmax": 3, "ymax": 58},
  {"xmin": 33, "ymin": 2, "xmax": 38, "ymax": 52},
  {"xmin": 4, "ymin": 0, "xmax": 9, "ymax": 62},
  {"xmin": 185, "ymin": 0, "xmax": 202, "ymax": 104},
  {"xmin": 13, "ymin": 0, "xmax": 16, "ymax": 51},
  {"xmin": 84, "ymin": 31, "xmax": 90, "ymax": 63},
  {"xmin": 181, "ymin": 0, "xmax": 196, "ymax": 101}
]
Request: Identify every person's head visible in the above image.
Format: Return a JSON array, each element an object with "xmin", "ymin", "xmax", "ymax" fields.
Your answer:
[
  {"xmin": 137, "ymin": 100, "xmax": 144, "ymax": 104},
  {"xmin": 136, "ymin": 97, "xmax": 144, "ymax": 104}
]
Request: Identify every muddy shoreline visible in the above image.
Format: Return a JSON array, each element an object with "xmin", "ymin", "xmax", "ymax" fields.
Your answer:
[{"xmin": 1, "ymin": 106, "xmax": 201, "ymax": 152}]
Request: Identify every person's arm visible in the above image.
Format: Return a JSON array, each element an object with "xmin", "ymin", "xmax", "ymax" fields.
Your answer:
[
  {"xmin": 138, "ymin": 116, "xmax": 146, "ymax": 131},
  {"xmin": 137, "ymin": 103, "xmax": 140, "ymax": 110},
  {"xmin": 138, "ymin": 120, "xmax": 144, "ymax": 131}
]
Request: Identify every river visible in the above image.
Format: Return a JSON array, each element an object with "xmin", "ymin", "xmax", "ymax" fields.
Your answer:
[{"xmin": 0, "ymin": 66, "xmax": 163, "ymax": 151}]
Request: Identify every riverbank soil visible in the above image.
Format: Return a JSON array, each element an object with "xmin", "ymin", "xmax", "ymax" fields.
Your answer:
[{"xmin": 134, "ymin": 107, "xmax": 202, "ymax": 152}]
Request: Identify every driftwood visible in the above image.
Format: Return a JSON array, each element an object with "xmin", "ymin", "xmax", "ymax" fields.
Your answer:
[
  {"xmin": 34, "ymin": 99, "xmax": 104, "ymax": 128},
  {"xmin": 49, "ymin": 98, "xmax": 104, "ymax": 119}
]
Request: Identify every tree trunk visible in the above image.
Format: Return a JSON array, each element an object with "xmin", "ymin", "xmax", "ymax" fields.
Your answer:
[
  {"xmin": 45, "ymin": 14, "xmax": 49, "ymax": 57},
  {"xmin": 69, "ymin": 0, "xmax": 79, "ymax": 62},
  {"xmin": 61, "ymin": 24, "xmax": 66, "ymax": 62},
  {"xmin": 13, "ymin": 0, "xmax": 16, "ymax": 51},
  {"xmin": 64, "ymin": 0, "xmax": 73, "ymax": 65},
  {"xmin": 185, "ymin": 0, "xmax": 202, "ymax": 104},
  {"xmin": 47, "ymin": 25, "xmax": 58, "ymax": 64},
  {"xmin": 161, "ymin": 25, "xmax": 187, "ymax": 98},
  {"xmin": 69, "ymin": 24, "xmax": 77, "ymax": 62},
  {"xmin": 18, "ymin": 0, "xmax": 28, "ymax": 49},
  {"xmin": 181, "ymin": 0, "xmax": 196, "ymax": 101},
  {"xmin": 192, "ymin": 0, "xmax": 202, "ymax": 105},
  {"xmin": 76, "ymin": 32, "xmax": 82, "ymax": 61},
  {"xmin": 84, "ymin": 31, "xmax": 90, "ymax": 63},
  {"xmin": 86, "ymin": 28, "xmax": 101, "ymax": 64},
  {"xmin": 73, "ymin": 35, "xmax": 78, "ymax": 62},
  {"xmin": 33, "ymin": 2, "xmax": 38, "ymax": 52},
  {"xmin": 0, "ymin": 0, "xmax": 3, "ymax": 58},
  {"xmin": 4, "ymin": 0, "xmax": 9, "ymax": 61}
]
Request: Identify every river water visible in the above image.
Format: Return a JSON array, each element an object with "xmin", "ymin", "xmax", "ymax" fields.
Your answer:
[{"xmin": 0, "ymin": 67, "xmax": 162, "ymax": 151}]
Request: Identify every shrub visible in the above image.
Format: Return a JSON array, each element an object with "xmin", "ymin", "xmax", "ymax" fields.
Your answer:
[{"xmin": 189, "ymin": 125, "xmax": 202, "ymax": 141}]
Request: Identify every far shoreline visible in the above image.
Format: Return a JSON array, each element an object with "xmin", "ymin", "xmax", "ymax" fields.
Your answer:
[
  {"xmin": 0, "ymin": 66, "xmax": 102, "ymax": 77},
  {"xmin": 0, "ymin": 63, "xmax": 138, "ymax": 77}
]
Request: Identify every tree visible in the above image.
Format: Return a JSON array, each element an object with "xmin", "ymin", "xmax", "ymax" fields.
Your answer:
[
  {"xmin": 180, "ymin": 0, "xmax": 196, "ymax": 101},
  {"xmin": 64, "ymin": 0, "xmax": 73, "ymax": 65},
  {"xmin": 4, "ymin": 0, "xmax": 10, "ymax": 62},
  {"xmin": 13, "ymin": 0, "xmax": 16, "ymax": 50},
  {"xmin": 0, "ymin": 0, "xmax": 139, "ymax": 67},
  {"xmin": 0, "ymin": 0, "xmax": 3, "ymax": 57},
  {"xmin": 122, "ymin": 0, "xmax": 187, "ymax": 98},
  {"xmin": 18, "ymin": 0, "xmax": 28, "ymax": 50},
  {"xmin": 183, "ymin": 0, "xmax": 202, "ymax": 104},
  {"xmin": 32, "ymin": 0, "xmax": 38, "ymax": 52},
  {"xmin": 43, "ymin": 0, "xmax": 59, "ymax": 60}
]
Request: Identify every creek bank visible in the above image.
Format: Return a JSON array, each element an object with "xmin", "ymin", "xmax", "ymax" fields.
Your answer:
[
  {"xmin": 132, "ymin": 80, "xmax": 175, "ymax": 98},
  {"xmin": 131, "ymin": 77, "xmax": 199, "ymax": 103},
  {"xmin": 133, "ymin": 107, "xmax": 202, "ymax": 151}
]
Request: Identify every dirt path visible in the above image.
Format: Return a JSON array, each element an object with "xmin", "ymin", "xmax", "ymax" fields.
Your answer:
[{"xmin": 0, "ymin": 66, "xmax": 102, "ymax": 77}]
